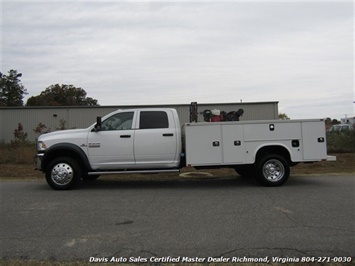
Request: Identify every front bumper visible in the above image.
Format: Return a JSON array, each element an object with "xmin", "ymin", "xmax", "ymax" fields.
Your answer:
[{"xmin": 35, "ymin": 153, "xmax": 44, "ymax": 171}]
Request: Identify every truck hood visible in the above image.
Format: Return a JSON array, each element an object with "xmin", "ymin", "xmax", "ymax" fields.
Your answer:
[{"xmin": 38, "ymin": 128, "xmax": 89, "ymax": 143}]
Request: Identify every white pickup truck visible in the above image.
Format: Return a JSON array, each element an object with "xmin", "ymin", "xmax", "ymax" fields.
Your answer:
[{"xmin": 35, "ymin": 108, "xmax": 335, "ymax": 190}]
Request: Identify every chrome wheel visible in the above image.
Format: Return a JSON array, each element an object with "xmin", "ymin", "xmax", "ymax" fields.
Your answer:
[
  {"xmin": 51, "ymin": 163, "xmax": 74, "ymax": 186},
  {"xmin": 256, "ymin": 154, "xmax": 290, "ymax": 186},
  {"xmin": 46, "ymin": 157, "xmax": 81, "ymax": 190},
  {"xmin": 262, "ymin": 159, "xmax": 285, "ymax": 182}
]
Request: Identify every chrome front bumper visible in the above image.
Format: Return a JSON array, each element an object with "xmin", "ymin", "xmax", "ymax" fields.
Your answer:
[{"xmin": 35, "ymin": 153, "xmax": 44, "ymax": 171}]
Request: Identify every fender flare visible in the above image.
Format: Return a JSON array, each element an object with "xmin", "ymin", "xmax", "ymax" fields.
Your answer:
[
  {"xmin": 42, "ymin": 143, "xmax": 91, "ymax": 172},
  {"xmin": 253, "ymin": 143, "xmax": 292, "ymax": 164}
]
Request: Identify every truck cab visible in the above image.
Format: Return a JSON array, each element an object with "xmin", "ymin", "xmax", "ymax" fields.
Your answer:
[{"xmin": 88, "ymin": 109, "xmax": 181, "ymax": 170}]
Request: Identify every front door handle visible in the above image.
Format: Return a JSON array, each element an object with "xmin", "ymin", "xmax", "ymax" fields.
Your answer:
[
  {"xmin": 120, "ymin": 135, "xmax": 131, "ymax": 138},
  {"xmin": 163, "ymin": 133, "xmax": 174, "ymax": 137}
]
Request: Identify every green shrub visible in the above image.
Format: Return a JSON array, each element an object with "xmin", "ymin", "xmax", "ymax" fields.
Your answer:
[
  {"xmin": 327, "ymin": 130, "xmax": 355, "ymax": 153},
  {"xmin": 0, "ymin": 123, "xmax": 36, "ymax": 164},
  {"xmin": 0, "ymin": 143, "xmax": 36, "ymax": 164}
]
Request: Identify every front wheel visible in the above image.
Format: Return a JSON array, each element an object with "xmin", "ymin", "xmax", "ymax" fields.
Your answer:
[
  {"xmin": 255, "ymin": 154, "xmax": 290, "ymax": 186},
  {"xmin": 45, "ymin": 157, "xmax": 82, "ymax": 190}
]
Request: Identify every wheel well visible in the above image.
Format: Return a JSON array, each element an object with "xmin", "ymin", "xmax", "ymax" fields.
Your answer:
[
  {"xmin": 256, "ymin": 145, "xmax": 291, "ymax": 164},
  {"xmin": 42, "ymin": 146, "xmax": 90, "ymax": 173}
]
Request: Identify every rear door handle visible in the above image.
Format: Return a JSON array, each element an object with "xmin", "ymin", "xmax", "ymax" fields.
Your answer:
[
  {"xmin": 120, "ymin": 135, "xmax": 131, "ymax": 138},
  {"xmin": 163, "ymin": 133, "xmax": 174, "ymax": 137}
]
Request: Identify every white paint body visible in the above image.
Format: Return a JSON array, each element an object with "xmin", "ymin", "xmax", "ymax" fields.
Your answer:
[
  {"xmin": 37, "ymin": 108, "xmax": 334, "ymax": 173},
  {"xmin": 184, "ymin": 119, "xmax": 332, "ymax": 166}
]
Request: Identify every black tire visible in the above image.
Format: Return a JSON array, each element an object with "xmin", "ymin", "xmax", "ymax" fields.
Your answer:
[
  {"xmin": 255, "ymin": 154, "xmax": 290, "ymax": 186},
  {"xmin": 45, "ymin": 157, "xmax": 82, "ymax": 190}
]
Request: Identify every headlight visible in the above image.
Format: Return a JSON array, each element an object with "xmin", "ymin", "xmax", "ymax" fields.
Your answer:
[{"xmin": 37, "ymin": 141, "xmax": 47, "ymax": 151}]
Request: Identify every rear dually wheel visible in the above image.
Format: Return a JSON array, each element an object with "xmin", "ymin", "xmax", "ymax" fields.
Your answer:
[{"xmin": 255, "ymin": 154, "xmax": 290, "ymax": 186}]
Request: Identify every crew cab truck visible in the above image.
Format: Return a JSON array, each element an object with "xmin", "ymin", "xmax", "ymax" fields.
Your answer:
[{"xmin": 35, "ymin": 108, "xmax": 335, "ymax": 190}]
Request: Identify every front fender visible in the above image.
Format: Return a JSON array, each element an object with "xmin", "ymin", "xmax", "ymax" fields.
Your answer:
[{"xmin": 42, "ymin": 143, "xmax": 91, "ymax": 172}]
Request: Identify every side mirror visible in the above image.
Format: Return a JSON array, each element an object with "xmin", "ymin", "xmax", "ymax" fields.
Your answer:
[{"xmin": 94, "ymin": 116, "xmax": 102, "ymax": 131}]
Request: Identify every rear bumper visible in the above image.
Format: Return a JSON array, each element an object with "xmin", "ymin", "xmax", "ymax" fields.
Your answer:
[{"xmin": 326, "ymin": 155, "xmax": 336, "ymax": 161}]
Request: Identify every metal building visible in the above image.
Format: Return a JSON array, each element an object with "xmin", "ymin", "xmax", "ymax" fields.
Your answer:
[{"xmin": 0, "ymin": 101, "xmax": 278, "ymax": 143}]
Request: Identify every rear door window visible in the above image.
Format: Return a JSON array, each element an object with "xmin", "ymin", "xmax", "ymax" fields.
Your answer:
[{"xmin": 139, "ymin": 111, "xmax": 169, "ymax": 129}]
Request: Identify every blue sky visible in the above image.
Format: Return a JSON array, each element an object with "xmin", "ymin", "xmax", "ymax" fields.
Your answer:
[{"xmin": 1, "ymin": 0, "xmax": 353, "ymax": 119}]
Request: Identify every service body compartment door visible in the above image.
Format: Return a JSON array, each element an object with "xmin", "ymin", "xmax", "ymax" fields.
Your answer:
[
  {"xmin": 185, "ymin": 124, "xmax": 222, "ymax": 165},
  {"xmin": 243, "ymin": 121, "xmax": 301, "ymax": 141},
  {"xmin": 222, "ymin": 125, "xmax": 245, "ymax": 163},
  {"xmin": 302, "ymin": 121, "xmax": 327, "ymax": 161}
]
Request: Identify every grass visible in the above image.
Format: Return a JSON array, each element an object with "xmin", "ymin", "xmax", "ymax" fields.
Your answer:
[
  {"xmin": 292, "ymin": 153, "xmax": 355, "ymax": 175},
  {"xmin": 0, "ymin": 142, "xmax": 36, "ymax": 164}
]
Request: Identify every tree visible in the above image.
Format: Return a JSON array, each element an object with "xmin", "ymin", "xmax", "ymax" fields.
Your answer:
[
  {"xmin": 325, "ymin": 117, "xmax": 340, "ymax": 131},
  {"xmin": 0, "ymin": 70, "xmax": 28, "ymax": 106},
  {"xmin": 26, "ymin": 84, "xmax": 99, "ymax": 106},
  {"xmin": 278, "ymin": 113, "xmax": 290, "ymax": 120}
]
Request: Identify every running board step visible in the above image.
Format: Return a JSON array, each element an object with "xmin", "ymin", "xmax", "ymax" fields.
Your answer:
[{"xmin": 88, "ymin": 169, "xmax": 180, "ymax": 175}]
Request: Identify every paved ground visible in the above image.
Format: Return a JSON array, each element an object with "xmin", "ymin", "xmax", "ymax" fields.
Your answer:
[{"xmin": 1, "ymin": 175, "xmax": 354, "ymax": 262}]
